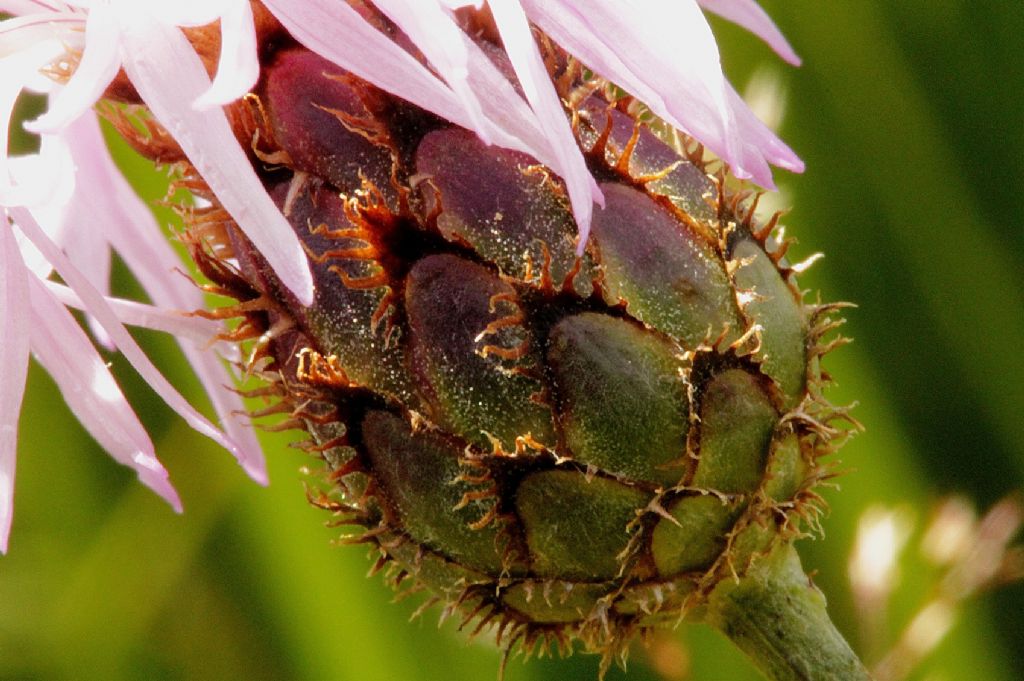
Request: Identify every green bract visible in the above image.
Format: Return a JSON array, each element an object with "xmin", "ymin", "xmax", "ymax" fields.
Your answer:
[{"xmin": 183, "ymin": 41, "xmax": 857, "ymax": 679}]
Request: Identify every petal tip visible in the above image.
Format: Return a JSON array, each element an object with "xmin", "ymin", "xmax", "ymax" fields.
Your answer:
[
  {"xmin": 146, "ymin": 474, "xmax": 184, "ymax": 514},
  {"xmin": 242, "ymin": 455, "xmax": 269, "ymax": 486}
]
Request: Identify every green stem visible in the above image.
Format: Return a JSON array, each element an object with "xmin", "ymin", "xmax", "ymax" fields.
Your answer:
[{"xmin": 705, "ymin": 542, "xmax": 873, "ymax": 681}]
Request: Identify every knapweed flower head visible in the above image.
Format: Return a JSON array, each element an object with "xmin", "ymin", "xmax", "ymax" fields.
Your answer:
[
  {"xmin": 1, "ymin": 2, "xmax": 866, "ymax": 679},
  {"xmin": 0, "ymin": 0, "xmax": 800, "ymax": 554}
]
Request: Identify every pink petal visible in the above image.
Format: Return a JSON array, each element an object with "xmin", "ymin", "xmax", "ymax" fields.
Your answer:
[
  {"xmin": 43, "ymin": 280, "xmax": 228, "ymax": 346},
  {"xmin": 0, "ymin": 13, "xmax": 83, "ymax": 59},
  {"xmin": 191, "ymin": 0, "xmax": 259, "ymax": 109},
  {"xmin": 371, "ymin": 0, "xmax": 492, "ymax": 143},
  {"xmin": 0, "ymin": 2, "xmax": 64, "ymax": 14},
  {"xmin": 0, "ymin": 38, "xmax": 65, "ymax": 205},
  {"xmin": 26, "ymin": 274, "xmax": 182, "ymax": 512},
  {"xmin": 3, "ymin": 130, "xmax": 76, "ymax": 212},
  {"xmin": 145, "ymin": 0, "xmax": 234, "ymax": 27},
  {"xmin": 522, "ymin": 0, "xmax": 799, "ymax": 186},
  {"xmin": 433, "ymin": 26, "xmax": 603, "ymax": 234},
  {"xmin": 6, "ymin": 137, "xmax": 76, "ymax": 280},
  {"xmin": 11, "ymin": 206, "xmax": 246, "ymax": 472},
  {"xmin": 457, "ymin": 34, "xmax": 562, "ymax": 165},
  {"xmin": 61, "ymin": 198, "xmax": 115, "ymax": 349},
  {"xmin": 62, "ymin": 112, "xmax": 265, "ymax": 480},
  {"xmin": 522, "ymin": 1, "xmax": 737, "ymax": 173},
  {"xmin": 487, "ymin": 0, "xmax": 599, "ymax": 251},
  {"xmin": 436, "ymin": 0, "xmax": 481, "ymax": 8},
  {"xmin": 179, "ymin": 348, "xmax": 266, "ymax": 482},
  {"xmin": 0, "ymin": 217, "xmax": 31, "ymax": 554},
  {"xmin": 726, "ymin": 81, "xmax": 804, "ymax": 175},
  {"xmin": 698, "ymin": 0, "xmax": 800, "ymax": 66},
  {"xmin": 117, "ymin": 11, "xmax": 314, "ymax": 306},
  {"xmin": 59, "ymin": 114, "xmax": 202, "ymax": 317},
  {"xmin": 25, "ymin": 3, "xmax": 121, "ymax": 134}
]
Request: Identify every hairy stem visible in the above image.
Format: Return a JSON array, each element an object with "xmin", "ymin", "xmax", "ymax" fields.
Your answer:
[{"xmin": 706, "ymin": 542, "xmax": 873, "ymax": 681}]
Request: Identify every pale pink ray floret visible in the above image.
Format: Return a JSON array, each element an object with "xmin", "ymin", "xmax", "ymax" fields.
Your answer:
[
  {"xmin": 0, "ymin": 0, "xmax": 801, "ymax": 553},
  {"xmin": 1, "ymin": 111, "xmax": 265, "ymax": 552}
]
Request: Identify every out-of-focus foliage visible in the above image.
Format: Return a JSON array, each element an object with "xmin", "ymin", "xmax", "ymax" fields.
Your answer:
[{"xmin": 1, "ymin": 2, "xmax": 1020, "ymax": 679}]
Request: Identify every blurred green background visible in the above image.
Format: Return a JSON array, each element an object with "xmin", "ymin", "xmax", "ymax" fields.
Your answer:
[{"xmin": 2, "ymin": 1, "xmax": 1022, "ymax": 679}]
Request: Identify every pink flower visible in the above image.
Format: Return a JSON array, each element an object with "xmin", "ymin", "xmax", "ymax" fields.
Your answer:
[{"xmin": 0, "ymin": 0, "xmax": 801, "ymax": 552}]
